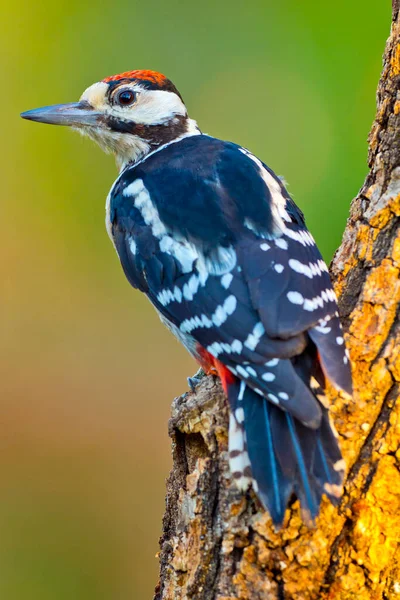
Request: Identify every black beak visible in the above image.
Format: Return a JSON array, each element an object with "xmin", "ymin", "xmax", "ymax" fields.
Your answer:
[{"xmin": 20, "ymin": 101, "xmax": 102, "ymax": 127}]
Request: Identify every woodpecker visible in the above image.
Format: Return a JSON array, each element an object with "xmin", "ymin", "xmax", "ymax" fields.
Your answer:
[{"xmin": 21, "ymin": 70, "xmax": 352, "ymax": 525}]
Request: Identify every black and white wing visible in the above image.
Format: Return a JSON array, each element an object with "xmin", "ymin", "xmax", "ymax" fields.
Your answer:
[
  {"xmin": 108, "ymin": 134, "xmax": 352, "ymax": 523},
  {"xmin": 109, "ymin": 135, "xmax": 352, "ymax": 425}
]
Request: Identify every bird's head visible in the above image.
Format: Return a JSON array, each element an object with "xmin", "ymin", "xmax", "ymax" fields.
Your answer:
[{"xmin": 21, "ymin": 70, "xmax": 200, "ymax": 169}]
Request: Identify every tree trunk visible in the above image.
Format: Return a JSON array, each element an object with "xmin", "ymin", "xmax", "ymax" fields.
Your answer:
[{"xmin": 154, "ymin": 4, "xmax": 400, "ymax": 599}]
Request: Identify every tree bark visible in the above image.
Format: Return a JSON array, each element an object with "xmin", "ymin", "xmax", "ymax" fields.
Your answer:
[{"xmin": 154, "ymin": 4, "xmax": 400, "ymax": 599}]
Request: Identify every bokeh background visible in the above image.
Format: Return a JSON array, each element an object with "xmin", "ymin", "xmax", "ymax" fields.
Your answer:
[{"xmin": 1, "ymin": 1, "xmax": 389, "ymax": 598}]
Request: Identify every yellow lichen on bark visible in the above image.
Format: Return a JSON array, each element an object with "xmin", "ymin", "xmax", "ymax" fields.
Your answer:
[{"xmin": 326, "ymin": 455, "xmax": 400, "ymax": 598}]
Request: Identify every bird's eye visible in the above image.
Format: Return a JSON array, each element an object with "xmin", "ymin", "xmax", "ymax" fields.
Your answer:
[{"xmin": 115, "ymin": 89, "xmax": 137, "ymax": 106}]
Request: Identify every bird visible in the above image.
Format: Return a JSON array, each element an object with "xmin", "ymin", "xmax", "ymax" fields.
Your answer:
[{"xmin": 21, "ymin": 69, "xmax": 352, "ymax": 525}]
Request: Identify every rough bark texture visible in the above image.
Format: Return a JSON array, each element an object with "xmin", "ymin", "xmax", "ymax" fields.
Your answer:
[{"xmin": 154, "ymin": 5, "xmax": 400, "ymax": 599}]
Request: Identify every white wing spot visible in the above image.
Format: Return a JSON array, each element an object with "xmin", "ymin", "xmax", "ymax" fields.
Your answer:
[
  {"xmin": 275, "ymin": 238, "xmax": 289, "ymax": 250},
  {"xmin": 301, "ymin": 288, "xmax": 337, "ymax": 312},
  {"xmin": 288, "ymin": 258, "xmax": 324, "ymax": 279},
  {"xmin": 159, "ymin": 235, "xmax": 198, "ymax": 274},
  {"xmin": 260, "ymin": 243, "xmax": 271, "ymax": 251},
  {"xmin": 129, "ymin": 238, "xmax": 137, "ymax": 254},
  {"xmin": 207, "ymin": 339, "xmax": 243, "ymax": 357},
  {"xmin": 265, "ymin": 358, "xmax": 279, "ymax": 367},
  {"xmin": 127, "ymin": 179, "xmax": 167, "ymax": 238},
  {"xmin": 244, "ymin": 322, "xmax": 265, "ymax": 351},
  {"xmin": 274, "ymin": 264, "xmax": 284, "ymax": 273},
  {"xmin": 336, "ymin": 336, "xmax": 344, "ymax": 345},
  {"xmin": 239, "ymin": 148, "xmax": 291, "ymax": 231},
  {"xmin": 174, "ymin": 286, "xmax": 182, "ymax": 303},
  {"xmin": 287, "ymin": 291, "xmax": 304, "ymax": 305},
  {"xmin": 231, "ymin": 339, "xmax": 243, "ymax": 353},
  {"xmin": 262, "ymin": 372, "xmax": 275, "ymax": 382},
  {"xmin": 180, "ymin": 313, "xmax": 213, "ymax": 334},
  {"xmin": 221, "ymin": 273, "xmax": 233, "ymax": 289},
  {"xmin": 267, "ymin": 393, "xmax": 279, "ymax": 404},
  {"xmin": 212, "ymin": 295, "xmax": 237, "ymax": 327},
  {"xmin": 236, "ymin": 365, "xmax": 249, "ymax": 378},
  {"xmin": 183, "ymin": 274, "xmax": 200, "ymax": 301},
  {"xmin": 278, "ymin": 392, "xmax": 289, "ymax": 400},
  {"xmin": 157, "ymin": 287, "xmax": 183, "ymax": 306},
  {"xmin": 246, "ymin": 366, "xmax": 257, "ymax": 377},
  {"xmin": 283, "ymin": 226, "xmax": 316, "ymax": 247},
  {"xmin": 206, "ymin": 246, "xmax": 237, "ymax": 275},
  {"xmin": 315, "ymin": 324, "xmax": 332, "ymax": 334},
  {"xmin": 123, "ymin": 179, "xmax": 144, "ymax": 197},
  {"xmin": 224, "ymin": 295, "xmax": 237, "ymax": 315}
]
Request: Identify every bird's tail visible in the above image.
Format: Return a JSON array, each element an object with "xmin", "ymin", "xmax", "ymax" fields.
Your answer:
[{"xmin": 226, "ymin": 379, "xmax": 344, "ymax": 526}]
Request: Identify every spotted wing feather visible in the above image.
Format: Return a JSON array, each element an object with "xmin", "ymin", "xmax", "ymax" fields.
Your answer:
[{"xmin": 108, "ymin": 134, "xmax": 351, "ymax": 523}]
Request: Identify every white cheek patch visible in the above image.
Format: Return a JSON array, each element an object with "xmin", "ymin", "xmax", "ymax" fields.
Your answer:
[{"xmin": 109, "ymin": 90, "xmax": 187, "ymax": 125}]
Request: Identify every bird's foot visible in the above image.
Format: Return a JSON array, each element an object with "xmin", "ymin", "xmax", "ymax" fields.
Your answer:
[{"xmin": 187, "ymin": 368, "xmax": 205, "ymax": 392}]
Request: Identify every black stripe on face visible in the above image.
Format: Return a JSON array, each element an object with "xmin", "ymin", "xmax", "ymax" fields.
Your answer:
[
  {"xmin": 106, "ymin": 78, "xmax": 184, "ymax": 102},
  {"xmin": 101, "ymin": 114, "xmax": 190, "ymax": 147}
]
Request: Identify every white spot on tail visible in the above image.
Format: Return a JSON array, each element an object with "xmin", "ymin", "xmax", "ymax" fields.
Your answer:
[
  {"xmin": 235, "ymin": 407, "xmax": 245, "ymax": 424},
  {"xmin": 229, "ymin": 414, "xmax": 251, "ymax": 492}
]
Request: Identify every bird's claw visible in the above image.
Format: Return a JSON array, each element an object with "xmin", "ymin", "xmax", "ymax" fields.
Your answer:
[{"xmin": 187, "ymin": 368, "xmax": 205, "ymax": 392}]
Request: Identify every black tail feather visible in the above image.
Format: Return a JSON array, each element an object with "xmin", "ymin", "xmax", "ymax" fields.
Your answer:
[
  {"xmin": 242, "ymin": 387, "xmax": 293, "ymax": 525},
  {"xmin": 285, "ymin": 413, "xmax": 320, "ymax": 519},
  {"xmin": 270, "ymin": 406, "xmax": 321, "ymax": 521},
  {"xmin": 240, "ymin": 385, "xmax": 344, "ymax": 525}
]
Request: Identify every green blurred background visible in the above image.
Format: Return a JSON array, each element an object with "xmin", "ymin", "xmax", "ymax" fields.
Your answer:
[{"xmin": 1, "ymin": 1, "xmax": 389, "ymax": 598}]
